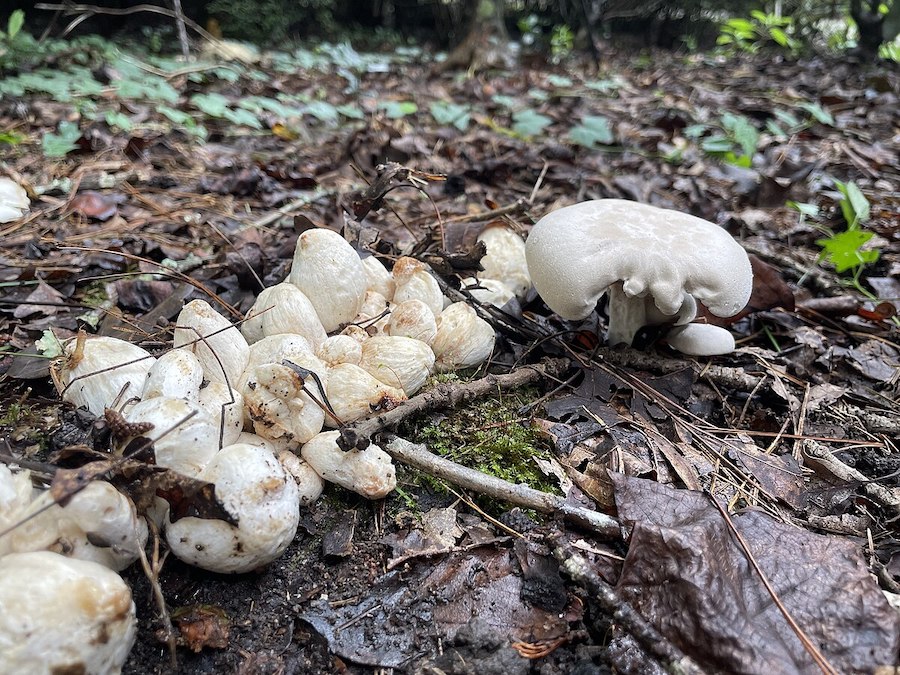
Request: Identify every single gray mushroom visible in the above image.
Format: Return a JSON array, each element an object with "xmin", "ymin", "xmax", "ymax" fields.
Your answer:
[{"xmin": 525, "ymin": 199, "xmax": 753, "ymax": 355}]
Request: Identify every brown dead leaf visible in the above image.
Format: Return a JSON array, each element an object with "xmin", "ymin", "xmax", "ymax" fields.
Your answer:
[
  {"xmin": 167, "ymin": 605, "xmax": 230, "ymax": 653},
  {"xmin": 611, "ymin": 473, "xmax": 900, "ymax": 674},
  {"xmin": 69, "ymin": 191, "xmax": 123, "ymax": 221}
]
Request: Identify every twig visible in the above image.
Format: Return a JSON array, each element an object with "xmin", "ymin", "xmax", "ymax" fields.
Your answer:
[
  {"xmin": 383, "ymin": 436, "xmax": 620, "ymax": 538},
  {"xmin": 169, "ymin": 0, "xmax": 190, "ymax": 58},
  {"xmin": 346, "ymin": 358, "xmax": 572, "ymax": 439},
  {"xmin": 34, "ymin": 3, "xmax": 219, "ymax": 44},
  {"xmin": 552, "ymin": 543, "xmax": 708, "ymax": 675}
]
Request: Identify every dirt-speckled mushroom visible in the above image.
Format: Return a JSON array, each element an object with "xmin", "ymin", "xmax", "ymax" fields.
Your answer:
[
  {"xmin": 164, "ymin": 443, "xmax": 300, "ymax": 574},
  {"xmin": 0, "ymin": 551, "xmax": 137, "ymax": 674}
]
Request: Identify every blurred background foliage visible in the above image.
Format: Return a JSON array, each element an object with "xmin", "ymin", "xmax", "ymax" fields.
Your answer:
[{"xmin": 2, "ymin": 0, "xmax": 898, "ymax": 57}]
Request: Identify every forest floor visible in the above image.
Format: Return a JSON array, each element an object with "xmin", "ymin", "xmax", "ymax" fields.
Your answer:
[{"xmin": 1, "ymin": 35, "xmax": 899, "ymax": 674}]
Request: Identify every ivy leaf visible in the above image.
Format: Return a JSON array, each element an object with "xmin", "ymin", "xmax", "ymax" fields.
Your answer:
[
  {"xmin": 191, "ymin": 92, "xmax": 230, "ymax": 118},
  {"xmin": 512, "ymin": 109, "xmax": 551, "ymax": 138},
  {"xmin": 379, "ymin": 101, "xmax": 417, "ymax": 119},
  {"xmin": 816, "ymin": 230, "xmax": 880, "ymax": 273},
  {"xmin": 223, "ymin": 107, "xmax": 262, "ymax": 129},
  {"xmin": 798, "ymin": 101, "xmax": 834, "ymax": 126},
  {"xmin": 568, "ymin": 115, "xmax": 614, "ymax": 147},
  {"xmin": 304, "ymin": 100, "xmax": 339, "ymax": 123},
  {"xmin": 721, "ymin": 112, "xmax": 759, "ymax": 157},
  {"xmin": 42, "ymin": 121, "xmax": 82, "ymax": 158},
  {"xmin": 337, "ymin": 104, "xmax": 364, "ymax": 120},
  {"xmin": 430, "ymin": 101, "xmax": 470, "ymax": 131},
  {"xmin": 105, "ymin": 110, "xmax": 133, "ymax": 132}
]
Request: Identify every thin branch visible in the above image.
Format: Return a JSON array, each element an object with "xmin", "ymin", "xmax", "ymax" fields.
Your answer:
[{"xmin": 383, "ymin": 436, "xmax": 620, "ymax": 538}]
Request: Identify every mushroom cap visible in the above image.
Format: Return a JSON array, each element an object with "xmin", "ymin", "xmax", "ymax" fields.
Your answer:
[{"xmin": 525, "ymin": 199, "xmax": 753, "ymax": 321}]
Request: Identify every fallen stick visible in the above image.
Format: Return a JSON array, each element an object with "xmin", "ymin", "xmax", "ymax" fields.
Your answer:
[
  {"xmin": 383, "ymin": 436, "xmax": 620, "ymax": 538},
  {"xmin": 345, "ymin": 357, "xmax": 572, "ymax": 439}
]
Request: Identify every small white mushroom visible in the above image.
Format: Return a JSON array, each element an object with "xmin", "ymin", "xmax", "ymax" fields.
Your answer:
[
  {"xmin": 0, "ymin": 551, "xmax": 136, "ymax": 674},
  {"xmin": 358, "ymin": 335, "xmax": 435, "ymax": 396},
  {"xmin": 392, "ymin": 257, "xmax": 444, "ymax": 317},
  {"xmin": 164, "ymin": 443, "xmax": 300, "ymax": 574},
  {"xmin": 126, "ymin": 397, "xmax": 221, "ymax": 476},
  {"xmin": 431, "ymin": 302, "xmax": 496, "ymax": 372},
  {"xmin": 239, "ymin": 334, "xmax": 329, "ymax": 448},
  {"xmin": 288, "ymin": 228, "xmax": 368, "ymax": 332},
  {"xmin": 142, "ymin": 349, "xmax": 204, "ymax": 402},
  {"xmin": 0, "ymin": 177, "xmax": 29, "ymax": 223},
  {"xmin": 173, "ymin": 299, "xmax": 249, "ymax": 386},
  {"xmin": 386, "ymin": 299, "xmax": 438, "ymax": 345},
  {"xmin": 1, "ymin": 479, "xmax": 148, "ymax": 572},
  {"xmin": 666, "ymin": 322, "xmax": 737, "ymax": 356},
  {"xmin": 316, "ymin": 334, "xmax": 363, "ymax": 367},
  {"xmin": 301, "ymin": 430, "xmax": 396, "ymax": 499},
  {"xmin": 323, "ymin": 363, "xmax": 406, "ymax": 427},
  {"xmin": 460, "ymin": 277, "xmax": 516, "ymax": 308},
  {"xmin": 277, "ymin": 451, "xmax": 325, "ymax": 506},
  {"xmin": 354, "ymin": 290, "xmax": 390, "ymax": 332},
  {"xmin": 57, "ymin": 335, "xmax": 156, "ymax": 416},
  {"xmin": 240, "ymin": 282, "xmax": 327, "ymax": 349},
  {"xmin": 236, "ymin": 431, "xmax": 276, "ymax": 452},
  {"xmin": 361, "ymin": 255, "xmax": 395, "ymax": 301},
  {"xmin": 525, "ymin": 199, "xmax": 753, "ymax": 352},
  {"xmin": 476, "ymin": 223, "xmax": 531, "ymax": 299}
]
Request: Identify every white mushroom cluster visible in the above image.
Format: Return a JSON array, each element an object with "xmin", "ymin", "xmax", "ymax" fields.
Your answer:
[
  {"xmin": 38, "ymin": 226, "xmax": 517, "ymax": 575},
  {"xmin": 525, "ymin": 199, "xmax": 753, "ymax": 355}
]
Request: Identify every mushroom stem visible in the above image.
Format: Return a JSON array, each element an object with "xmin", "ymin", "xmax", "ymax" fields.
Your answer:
[{"xmin": 606, "ymin": 282, "xmax": 647, "ymax": 347}]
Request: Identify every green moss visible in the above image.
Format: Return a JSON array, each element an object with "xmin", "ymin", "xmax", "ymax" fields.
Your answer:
[
  {"xmin": 401, "ymin": 386, "xmax": 558, "ymax": 501},
  {"xmin": 80, "ymin": 280, "xmax": 109, "ymax": 308}
]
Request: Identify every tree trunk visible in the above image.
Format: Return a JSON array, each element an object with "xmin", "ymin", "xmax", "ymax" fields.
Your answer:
[
  {"xmin": 436, "ymin": 0, "xmax": 511, "ymax": 73},
  {"xmin": 850, "ymin": 0, "xmax": 885, "ymax": 57}
]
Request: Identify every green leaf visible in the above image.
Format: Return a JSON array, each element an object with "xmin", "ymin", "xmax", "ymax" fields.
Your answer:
[
  {"xmin": 701, "ymin": 135, "xmax": 733, "ymax": 153},
  {"xmin": 723, "ymin": 151, "xmax": 752, "ymax": 168},
  {"xmin": 568, "ymin": 115, "xmax": 614, "ymax": 147},
  {"xmin": 379, "ymin": 101, "xmax": 417, "ymax": 119},
  {"xmin": 721, "ymin": 112, "xmax": 759, "ymax": 157},
  {"xmin": 787, "ymin": 201, "xmax": 820, "ymax": 218},
  {"xmin": 105, "ymin": 110, "xmax": 133, "ymax": 132},
  {"xmin": 547, "ymin": 74, "xmax": 573, "ymax": 88},
  {"xmin": 337, "ymin": 104, "xmax": 364, "ymax": 120},
  {"xmin": 528, "ymin": 87, "xmax": 549, "ymax": 102},
  {"xmin": 683, "ymin": 124, "xmax": 708, "ymax": 139},
  {"xmin": 816, "ymin": 230, "xmax": 880, "ymax": 272},
  {"xmin": 35, "ymin": 329, "xmax": 63, "ymax": 358},
  {"xmin": 774, "ymin": 109, "xmax": 802, "ymax": 129},
  {"xmin": 770, "ymin": 27, "xmax": 790, "ymax": 47},
  {"xmin": 304, "ymin": 100, "xmax": 339, "ymax": 123},
  {"xmin": 491, "ymin": 94, "xmax": 518, "ymax": 109},
  {"xmin": 766, "ymin": 119, "xmax": 787, "ymax": 138},
  {"xmin": 0, "ymin": 131, "xmax": 24, "ymax": 145},
  {"xmin": 8, "ymin": 9, "xmax": 24, "ymax": 39},
  {"xmin": 798, "ymin": 101, "xmax": 834, "ymax": 126},
  {"xmin": 584, "ymin": 78, "xmax": 620, "ymax": 93},
  {"xmin": 223, "ymin": 107, "xmax": 262, "ymax": 129},
  {"xmin": 42, "ymin": 121, "xmax": 82, "ymax": 157},
  {"xmin": 835, "ymin": 180, "xmax": 870, "ymax": 227},
  {"xmin": 191, "ymin": 92, "xmax": 230, "ymax": 118},
  {"xmin": 512, "ymin": 109, "xmax": 551, "ymax": 137},
  {"xmin": 429, "ymin": 101, "xmax": 470, "ymax": 131}
]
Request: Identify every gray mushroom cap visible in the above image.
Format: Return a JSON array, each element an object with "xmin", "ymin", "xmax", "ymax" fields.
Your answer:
[{"xmin": 525, "ymin": 199, "xmax": 753, "ymax": 347}]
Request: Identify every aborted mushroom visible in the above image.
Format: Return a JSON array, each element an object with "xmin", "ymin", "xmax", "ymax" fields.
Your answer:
[{"xmin": 525, "ymin": 199, "xmax": 753, "ymax": 355}]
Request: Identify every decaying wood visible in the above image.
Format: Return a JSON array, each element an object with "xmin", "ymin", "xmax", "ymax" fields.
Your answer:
[{"xmin": 384, "ymin": 436, "xmax": 621, "ymax": 538}]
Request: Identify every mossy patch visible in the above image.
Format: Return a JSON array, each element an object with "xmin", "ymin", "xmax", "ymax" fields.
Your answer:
[{"xmin": 400, "ymin": 386, "xmax": 558, "ymax": 502}]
